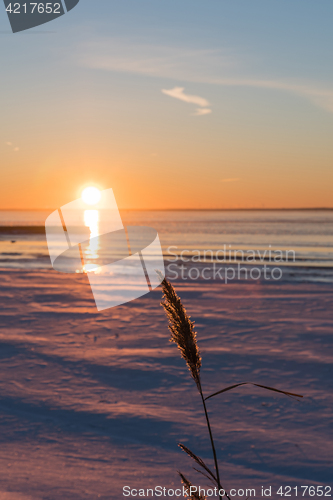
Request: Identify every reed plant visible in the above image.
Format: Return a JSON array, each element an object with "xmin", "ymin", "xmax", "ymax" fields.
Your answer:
[{"xmin": 160, "ymin": 276, "xmax": 303, "ymax": 500}]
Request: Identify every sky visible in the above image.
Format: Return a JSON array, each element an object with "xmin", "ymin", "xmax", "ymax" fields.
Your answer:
[{"xmin": 1, "ymin": 0, "xmax": 333, "ymax": 209}]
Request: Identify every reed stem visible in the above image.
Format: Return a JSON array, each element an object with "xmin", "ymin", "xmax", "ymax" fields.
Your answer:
[{"xmin": 198, "ymin": 380, "xmax": 230, "ymax": 500}]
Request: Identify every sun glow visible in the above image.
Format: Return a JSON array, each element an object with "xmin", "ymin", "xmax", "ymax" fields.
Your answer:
[
  {"xmin": 81, "ymin": 186, "xmax": 101, "ymax": 206},
  {"xmin": 82, "ymin": 209, "xmax": 100, "ymax": 272}
]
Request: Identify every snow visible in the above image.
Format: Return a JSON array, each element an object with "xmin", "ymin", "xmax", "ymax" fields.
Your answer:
[{"xmin": 0, "ymin": 269, "xmax": 332, "ymax": 499}]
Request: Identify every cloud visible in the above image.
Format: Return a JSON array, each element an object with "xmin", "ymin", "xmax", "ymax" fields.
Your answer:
[
  {"xmin": 78, "ymin": 38, "xmax": 333, "ymax": 114},
  {"xmin": 162, "ymin": 87, "xmax": 210, "ymax": 107},
  {"xmin": 211, "ymin": 78, "xmax": 333, "ymax": 113},
  {"xmin": 193, "ymin": 108, "xmax": 212, "ymax": 116},
  {"xmin": 220, "ymin": 178, "xmax": 240, "ymax": 183},
  {"xmin": 162, "ymin": 87, "xmax": 212, "ymax": 116},
  {"xmin": 5, "ymin": 141, "xmax": 19, "ymax": 151},
  {"xmin": 78, "ymin": 38, "xmax": 235, "ymax": 81}
]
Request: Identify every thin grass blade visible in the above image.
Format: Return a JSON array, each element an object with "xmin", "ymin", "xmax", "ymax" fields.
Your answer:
[
  {"xmin": 205, "ymin": 382, "xmax": 303, "ymax": 401},
  {"xmin": 193, "ymin": 467, "xmax": 217, "ymax": 486}
]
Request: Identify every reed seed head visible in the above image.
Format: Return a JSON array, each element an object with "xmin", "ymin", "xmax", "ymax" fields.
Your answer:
[
  {"xmin": 179, "ymin": 472, "xmax": 207, "ymax": 500},
  {"xmin": 160, "ymin": 277, "xmax": 202, "ymax": 389}
]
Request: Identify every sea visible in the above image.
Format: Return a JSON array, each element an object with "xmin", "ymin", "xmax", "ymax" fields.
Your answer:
[{"xmin": 0, "ymin": 209, "xmax": 333, "ymax": 283}]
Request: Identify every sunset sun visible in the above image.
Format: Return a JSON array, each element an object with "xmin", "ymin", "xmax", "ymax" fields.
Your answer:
[{"xmin": 81, "ymin": 186, "xmax": 101, "ymax": 206}]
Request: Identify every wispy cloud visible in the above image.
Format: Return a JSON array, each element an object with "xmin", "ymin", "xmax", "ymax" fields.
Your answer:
[
  {"xmin": 78, "ymin": 38, "xmax": 235, "ymax": 81},
  {"xmin": 211, "ymin": 78, "xmax": 333, "ymax": 113},
  {"xmin": 162, "ymin": 87, "xmax": 212, "ymax": 116},
  {"xmin": 162, "ymin": 87, "xmax": 210, "ymax": 107},
  {"xmin": 193, "ymin": 108, "xmax": 212, "ymax": 116},
  {"xmin": 78, "ymin": 38, "xmax": 333, "ymax": 113},
  {"xmin": 5, "ymin": 141, "xmax": 19, "ymax": 152}
]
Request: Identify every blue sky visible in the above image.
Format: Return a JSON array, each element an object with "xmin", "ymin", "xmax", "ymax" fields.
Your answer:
[{"xmin": 1, "ymin": 0, "xmax": 333, "ymax": 208}]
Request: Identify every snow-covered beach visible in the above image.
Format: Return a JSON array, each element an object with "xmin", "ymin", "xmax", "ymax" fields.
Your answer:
[{"xmin": 0, "ymin": 268, "xmax": 332, "ymax": 499}]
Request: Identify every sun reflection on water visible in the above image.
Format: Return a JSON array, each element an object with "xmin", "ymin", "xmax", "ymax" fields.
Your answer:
[{"xmin": 84, "ymin": 209, "xmax": 100, "ymax": 266}]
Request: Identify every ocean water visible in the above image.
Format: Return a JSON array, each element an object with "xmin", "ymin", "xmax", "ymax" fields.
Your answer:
[{"xmin": 0, "ymin": 209, "xmax": 333, "ymax": 281}]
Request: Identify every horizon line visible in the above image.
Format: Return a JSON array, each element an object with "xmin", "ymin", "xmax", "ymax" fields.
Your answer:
[{"xmin": 0, "ymin": 207, "xmax": 333, "ymax": 212}]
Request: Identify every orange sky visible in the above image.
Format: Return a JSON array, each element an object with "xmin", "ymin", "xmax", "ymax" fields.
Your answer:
[
  {"xmin": 2, "ymin": 121, "xmax": 332, "ymax": 210},
  {"xmin": 1, "ymin": 2, "xmax": 333, "ymax": 209}
]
